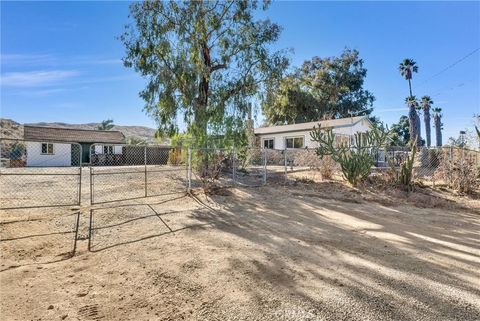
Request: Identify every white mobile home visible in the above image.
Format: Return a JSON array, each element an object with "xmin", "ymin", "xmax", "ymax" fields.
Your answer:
[
  {"xmin": 254, "ymin": 116, "xmax": 372, "ymax": 150},
  {"xmin": 23, "ymin": 126, "xmax": 125, "ymax": 166}
]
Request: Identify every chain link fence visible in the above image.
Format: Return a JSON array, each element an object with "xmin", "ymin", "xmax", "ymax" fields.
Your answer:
[
  {"xmin": 263, "ymin": 146, "xmax": 480, "ymax": 189},
  {"xmin": 189, "ymin": 148, "xmax": 267, "ymax": 190},
  {"xmin": 2, "ymin": 139, "xmax": 479, "ymax": 209},
  {"xmin": 413, "ymin": 146, "xmax": 480, "ymax": 189},
  {"xmin": 0, "ymin": 139, "xmax": 82, "ymax": 209},
  {"xmin": 89, "ymin": 144, "xmax": 187, "ymax": 204}
]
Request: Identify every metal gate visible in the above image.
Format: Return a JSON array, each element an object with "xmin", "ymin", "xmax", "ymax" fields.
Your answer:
[
  {"xmin": 0, "ymin": 139, "xmax": 82, "ymax": 209},
  {"xmin": 89, "ymin": 144, "xmax": 188, "ymax": 204}
]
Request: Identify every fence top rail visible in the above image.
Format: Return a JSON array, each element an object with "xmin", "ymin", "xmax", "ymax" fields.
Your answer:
[{"xmin": 89, "ymin": 143, "xmax": 172, "ymax": 148}]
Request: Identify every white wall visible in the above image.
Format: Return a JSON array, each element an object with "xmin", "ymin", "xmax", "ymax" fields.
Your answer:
[
  {"xmin": 93, "ymin": 145, "xmax": 123, "ymax": 154},
  {"xmin": 257, "ymin": 120, "xmax": 371, "ymax": 150},
  {"xmin": 26, "ymin": 142, "xmax": 72, "ymax": 167}
]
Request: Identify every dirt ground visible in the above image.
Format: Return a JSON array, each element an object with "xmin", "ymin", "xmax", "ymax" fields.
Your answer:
[{"xmin": 1, "ymin": 180, "xmax": 479, "ymax": 321}]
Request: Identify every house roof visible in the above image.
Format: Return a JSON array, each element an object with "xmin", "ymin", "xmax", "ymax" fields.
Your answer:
[
  {"xmin": 23, "ymin": 125, "xmax": 125, "ymax": 144},
  {"xmin": 254, "ymin": 116, "xmax": 369, "ymax": 135}
]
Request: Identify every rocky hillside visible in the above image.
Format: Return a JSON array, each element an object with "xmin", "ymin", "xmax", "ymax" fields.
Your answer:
[
  {"xmin": 0, "ymin": 118, "xmax": 167, "ymax": 144},
  {"xmin": 0, "ymin": 119, "xmax": 24, "ymax": 140}
]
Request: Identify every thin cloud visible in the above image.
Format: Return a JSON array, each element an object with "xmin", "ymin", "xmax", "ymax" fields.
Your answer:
[
  {"xmin": 80, "ymin": 57, "xmax": 123, "ymax": 65},
  {"xmin": 1, "ymin": 53, "xmax": 122, "ymax": 67},
  {"xmin": 0, "ymin": 70, "xmax": 80, "ymax": 87},
  {"xmin": 0, "ymin": 53, "xmax": 57, "ymax": 65},
  {"xmin": 8, "ymin": 86, "xmax": 89, "ymax": 97}
]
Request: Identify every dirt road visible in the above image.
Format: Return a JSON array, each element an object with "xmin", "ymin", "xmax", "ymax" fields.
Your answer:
[{"xmin": 1, "ymin": 184, "xmax": 479, "ymax": 321}]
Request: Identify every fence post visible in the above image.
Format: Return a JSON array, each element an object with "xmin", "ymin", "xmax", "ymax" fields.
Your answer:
[
  {"xmin": 284, "ymin": 148, "xmax": 288, "ymax": 183},
  {"xmin": 232, "ymin": 149, "xmax": 237, "ymax": 186},
  {"xmin": 78, "ymin": 144, "xmax": 82, "ymax": 206},
  {"xmin": 263, "ymin": 149, "xmax": 267, "ymax": 185},
  {"xmin": 187, "ymin": 148, "xmax": 192, "ymax": 192},
  {"xmin": 89, "ymin": 166, "xmax": 93, "ymax": 205},
  {"xmin": 432, "ymin": 147, "xmax": 436, "ymax": 189},
  {"xmin": 144, "ymin": 146, "xmax": 147, "ymax": 197},
  {"xmin": 449, "ymin": 147, "xmax": 453, "ymax": 187}
]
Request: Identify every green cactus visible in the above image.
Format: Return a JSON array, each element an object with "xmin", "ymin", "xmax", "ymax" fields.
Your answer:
[{"xmin": 310, "ymin": 123, "xmax": 388, "ymax": 186}]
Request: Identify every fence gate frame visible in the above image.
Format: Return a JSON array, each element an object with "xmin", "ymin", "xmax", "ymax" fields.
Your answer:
[
  {"xmin": 88, "ymin": 143, "xmax": 188, "ymax": 205},
  {"xmin": 0, "ymin": 138, "xmax": 83, "ymax": 210}
]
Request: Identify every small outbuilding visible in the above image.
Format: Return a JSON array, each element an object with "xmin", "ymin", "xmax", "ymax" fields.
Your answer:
[
  {"xmin": 254, "ymin": 116, "xmax": 372, "ymax": 149},
  {"xmin": 23, "ymin": 126, "xmax": 125, "ymax": 166}
]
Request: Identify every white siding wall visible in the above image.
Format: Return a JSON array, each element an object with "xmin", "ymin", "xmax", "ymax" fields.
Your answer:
[
  {"xmin": 93, "ymin": 145, "xmax": 123, "ymax": 154},
  {"xmin": 26, "ymin": 142, "xmax": 72, "ymax": 167},
  {"xmin": 258, "ymin": 120, "xmax": 371, "ymax": 150}
]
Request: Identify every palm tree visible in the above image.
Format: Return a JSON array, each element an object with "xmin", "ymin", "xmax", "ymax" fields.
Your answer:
[
  {"xmin": 420, "ymin": 96, "xmax": 433, "ymax": 147},
  {"xmin": 98, "ymin": 119, "xmax": 114, "ymax": 131},
  {"xmin": 405, "ymin": 96, "xmax": 421, "ymax": 146},
  {"xmin": 399, "ymin": 59, "xmax": 418, "ymax": 97},
  {"xmin": 432, "ymin": 107, "xmax": 443, "ymax": 146}
]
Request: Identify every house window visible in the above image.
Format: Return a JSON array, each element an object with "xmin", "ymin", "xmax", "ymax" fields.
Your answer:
[
  {"xmin": 263, "ymin": 138, "xmax": 274, "ymax": 149},
  {"xmin": 285, "ymin": 136, "xmax": 304, "ymax": 149},
  {"xmin": 103, "ymin": 146, "xmax": 114, "ymax": 154},
  {"xmin": 41, "ymin": 143, "xmax": 54, "ymax": 155}
]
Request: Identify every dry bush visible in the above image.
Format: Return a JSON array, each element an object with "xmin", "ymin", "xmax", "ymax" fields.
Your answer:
[
  {"xmin": 434, "ymin": 150, "xmax": 479, "ymax": 194},
  {"xmin": 264, "ymin": 149, "xmax": 284, "ymax": 166},
  {"xmin": 292, "ymin": 150, "xmax": 337, "ymax": 180},
  {"xmin": 319, "ymin": 155, "xmax": 336, "ymax": 180},
  {"xmin": 368, "ymin": 169, "xmax": 397, "ymax": 187},
  {"xmin": 234, "ymin": 147, "xmax": 263, "ymax": 172},
  {"xmin": 167, "ymin": 148, "xmax": 183, "ymax": 166},
  {"xmin": 193, "ymin": 150, "xmax": 229, "ymax": 194}
]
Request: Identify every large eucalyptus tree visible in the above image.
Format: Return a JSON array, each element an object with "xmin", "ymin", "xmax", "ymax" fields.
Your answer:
[{"xmin": 121, "ymin": 0, "xmax": 288, "ymax": 146}]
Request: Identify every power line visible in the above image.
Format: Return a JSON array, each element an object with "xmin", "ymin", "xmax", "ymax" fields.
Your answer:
[
  {"xmin": 417, "ymin": 47, "xmax": 480, "ymax": 87},
  {"xmin": 430, "ymin": 76, "xmax": 477, "ymax": 98}
]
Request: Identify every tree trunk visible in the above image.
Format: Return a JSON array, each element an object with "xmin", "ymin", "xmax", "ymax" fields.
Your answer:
[
  {"xmin": 415, "ymin": 112, "xmax": 422, "ymax": 146},
  {"xmin": 194, "ymin": 43, "xmax": 212, "ymax": 148},
  {"xmin": 424, "ymin": 111, "xmax": 431, "ymax": 147},
  {"xmin": 434, "ymin": 115, "xmax": 442, "ymax": 146},
  {"xmin": 408, "ymin": 79, "xmax": 413, "ymax": 97},
  {"xmin": 408, "ymin": 104, "xmax": 419, "ymax": 146}
]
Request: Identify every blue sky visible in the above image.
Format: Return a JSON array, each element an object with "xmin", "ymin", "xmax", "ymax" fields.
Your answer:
[{"xmin": 1, "ymin": 1, "xmax": 479, "ymax": 142}]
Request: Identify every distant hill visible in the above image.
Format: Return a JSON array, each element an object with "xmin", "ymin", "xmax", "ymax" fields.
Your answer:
[
  {"xmin": 0, "ymin": 119, "xmax": 24, "ymax": 140},
  {"xmin": 0, "ymin": 118, "xmax": 167, "ymax": 144}
]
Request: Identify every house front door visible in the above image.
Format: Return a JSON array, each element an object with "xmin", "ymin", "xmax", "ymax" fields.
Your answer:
[{"xmin": 80, "ymin": 143, "xmax": 91, "ymax": 164}]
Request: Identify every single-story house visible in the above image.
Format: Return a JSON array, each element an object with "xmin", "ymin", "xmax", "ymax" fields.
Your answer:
[
  {"xmin": 23, "ymin": 125, "xmax": 125, "ymax": 166},
  {"xmin": 254, "ymin": 115, "xmax": 372, "ymax": 149}
]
